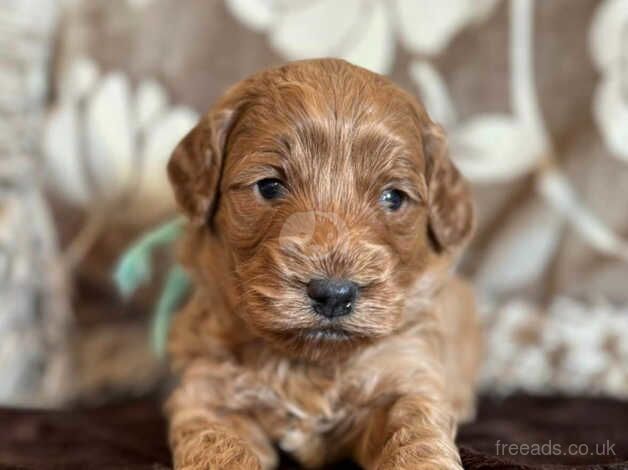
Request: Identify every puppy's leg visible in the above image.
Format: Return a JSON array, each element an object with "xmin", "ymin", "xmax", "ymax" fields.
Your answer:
[
  {"xmin": 167, "ymin": 370, "xmax": 277, "ymax": 470},
  {"xmin": 355, "ymin": 393, "xmax": 461, "ymax": 470},
  {"xmin": 439, "ymin": 277, "xmax": 483, "ymax": 423}
]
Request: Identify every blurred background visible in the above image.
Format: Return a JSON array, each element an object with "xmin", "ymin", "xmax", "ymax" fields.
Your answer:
[{"xmin": 1, "ymin": 0, "xmax": 628, "ymax": 409}]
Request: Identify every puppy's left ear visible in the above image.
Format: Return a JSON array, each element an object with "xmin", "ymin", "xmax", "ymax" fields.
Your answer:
[
  {"xmin": 422, "ymin": 123, "xmax": 475, "ymax": 253},
  {"xmin": 167, "ymin": 104, "xmax": 240, "ymax": 227}
]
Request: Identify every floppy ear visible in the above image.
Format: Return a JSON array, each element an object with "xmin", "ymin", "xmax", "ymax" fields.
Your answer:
[
  {"xmin": 167, "ymin": 106, "xmax": 239, "ymax": 227},
  {"xmin": 422, "ymin": 123, "xmax": 475, "ymax": 252}
]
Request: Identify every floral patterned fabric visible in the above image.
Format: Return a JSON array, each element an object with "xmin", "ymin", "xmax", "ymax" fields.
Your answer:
[
  {"xmin": 0, "ymin": 0, "xmax": 73, "ymax": 407},
  {"xmin": 44, "ymin": 0, "xmax": 628, "ymax": 397}
]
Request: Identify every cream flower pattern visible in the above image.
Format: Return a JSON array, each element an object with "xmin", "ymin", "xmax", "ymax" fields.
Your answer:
[
  {"xmin": 410, "ymin": 58, "xmax": 545, "ymax": 184},
  {"xmin": 590, "ymin": 0, "xmax": 628, "ymax": 161},
  {"xmin": 43, "ymin": 58, "xmax": 199, "ymax": 224},
  {"xmin": 225, "ymin": 0, "xmax": 500, "ymax": 74},
  {"xmin": 481, "ymin": 297, "xmax": 628, "ymax": 397}
]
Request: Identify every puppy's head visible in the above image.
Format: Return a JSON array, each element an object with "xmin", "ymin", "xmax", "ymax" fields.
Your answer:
[{"xmin": 168, "ymin": 59, "xmax": 473, "ymax": 360}]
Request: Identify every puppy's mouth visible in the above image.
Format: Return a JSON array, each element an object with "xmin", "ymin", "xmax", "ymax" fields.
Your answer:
[{"xmin": 299, "ymin": 326, "xmax": 352, "ymax": 343}]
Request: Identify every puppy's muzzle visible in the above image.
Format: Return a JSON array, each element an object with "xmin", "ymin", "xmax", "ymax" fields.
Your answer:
[{"xmin": 307, "ymin": 278, "xmax": 359, "ymax": 319}]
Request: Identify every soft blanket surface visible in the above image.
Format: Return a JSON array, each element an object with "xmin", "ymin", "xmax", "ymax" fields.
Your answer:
[{"xmin": 0, "ymin": 395, "xmax": 626, "ymax": 469}]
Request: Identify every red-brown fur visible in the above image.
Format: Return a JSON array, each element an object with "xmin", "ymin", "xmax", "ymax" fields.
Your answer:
[{"xmin": 166, "ymin": 59, "xmax": 482, "ymax": 469}]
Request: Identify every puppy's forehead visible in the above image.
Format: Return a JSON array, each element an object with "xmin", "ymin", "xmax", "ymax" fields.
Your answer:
[{"xmin": 227, "ymin": 60, "xmax": 426, "ymax": 172}]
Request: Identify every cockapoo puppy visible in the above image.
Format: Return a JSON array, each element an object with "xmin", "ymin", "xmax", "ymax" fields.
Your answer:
[{"xmin": 166, "ymin": 59, "xmax": 482, "ymax": 470}]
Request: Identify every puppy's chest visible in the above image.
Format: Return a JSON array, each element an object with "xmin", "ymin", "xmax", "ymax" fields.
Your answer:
[
  {"xmin": 243, "ymin": 358, "xmax": 366, "ymax": 462},
  {"xmin": 266, "ymin": 390, "xmax": 352, "ymax": 461}
]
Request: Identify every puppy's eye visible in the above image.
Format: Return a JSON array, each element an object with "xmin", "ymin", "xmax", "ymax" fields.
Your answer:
[
  {"xmin": 256, "ymin": 178, "xmax": 285, "ymax": 200},
  {"xmin": 379, "ymin": 188, "xmax": 406, "ymax": 211}
]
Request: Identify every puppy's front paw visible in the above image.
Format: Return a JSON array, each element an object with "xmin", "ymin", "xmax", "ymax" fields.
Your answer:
[
  {"xmin": 375, "ymin": 447, "xmax": 462, "ymax": 470},
  {"xmin": 174, "ymin": 430, "xmax": 262, "ymax": 470}
]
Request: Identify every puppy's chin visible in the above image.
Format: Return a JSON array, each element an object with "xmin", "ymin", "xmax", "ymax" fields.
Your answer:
[
  {"xmin": 300, "ymin": 326, "xmax": 353, "ymax": 343},
  {"xmin": 263, "ymin": 325, "xmax": 376, "ymax": 362},
  {"xmin": 240, "ymin": 301, "xmax": 398, "ymax": 362}
]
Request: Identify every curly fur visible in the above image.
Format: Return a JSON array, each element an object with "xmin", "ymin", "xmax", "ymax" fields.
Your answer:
[{"xmin": 165, "ymin": 59, "xmax": 482, "ymax": 470}]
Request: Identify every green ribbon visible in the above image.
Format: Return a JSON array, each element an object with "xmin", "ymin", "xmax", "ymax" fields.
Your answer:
[
  {"xmin": 113, "ymin": 217, "xmax": 191, "ymax": 357},
  {"xmin": 150, "ymin": 264, "xmax": 190, "ymax": 357}
]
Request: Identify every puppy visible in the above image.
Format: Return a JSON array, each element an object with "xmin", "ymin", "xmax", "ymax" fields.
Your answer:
[{"xmin": 165, "ymin": 59, "xmax": 482, "ymax": 470}]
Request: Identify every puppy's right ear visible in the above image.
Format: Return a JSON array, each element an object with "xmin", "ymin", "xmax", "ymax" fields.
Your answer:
[
  {"xmin": 167, "ymin": 106, "xmax": 239, "ymax": 226},
  {"xmin": 422, "ymin": 123, "xmax": 475, "ymax": 253}
]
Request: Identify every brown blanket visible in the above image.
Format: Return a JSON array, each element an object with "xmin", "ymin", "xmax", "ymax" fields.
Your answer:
[{"xmin": 0, "ymin": 395, "xmax": 626, "ymax": 470}]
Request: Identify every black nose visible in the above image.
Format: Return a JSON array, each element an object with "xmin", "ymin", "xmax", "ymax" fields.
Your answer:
[{"xmin": 307, "ymin": 278, "xmax": 359, "ymax": 319}]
